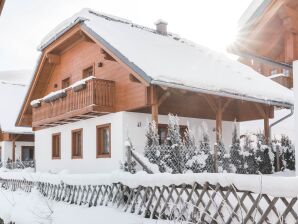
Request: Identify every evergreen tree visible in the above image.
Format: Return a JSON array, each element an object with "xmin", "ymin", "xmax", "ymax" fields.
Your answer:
[
  {"xmin": 144, "ymin": 120, "xmax": 161, "ymax": 167},
  {"xmin": 255, "ymin": 133, "xmax": 273, "ymax": 174},
  {"xmin": 199, "ymin": 123, "xmax": 214, "ymax": 172},
  {"xmin": 230, "ymin": 125, "xmax": 245, "ymax": 174},
  {"xmin": 184, "ymin": 124, "xmax": 207, "ymax": 173},
  {"xmin": 165, "ymin": 114, "xmax": 186, "ymax": 173},
  {"xmin": 281, "ymin": 135, "xmax": 295, "ymax": 170},
  {"xmin": 242, "ymin": 135, "xmax": 258, "ymax": 174},
  {"xmin": 218, "ymin": 140, "xmax": 232, "ymax": 173}
]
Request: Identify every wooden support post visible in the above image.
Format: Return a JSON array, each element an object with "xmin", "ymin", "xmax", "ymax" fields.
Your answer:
[
  {"xmin": 12, "ymin": 137, "xmax": 16, "ymax": 162},
  {"xmin": 151, "ymin": 85, "xmax": 158, "ymax": 124},
  {"xmin": 214, "ymin": 99, "xmax": 223, "ymax": 173},
  {"xmin": 264, "ymin": 108, "xmax": 270, "ymax": 145}
]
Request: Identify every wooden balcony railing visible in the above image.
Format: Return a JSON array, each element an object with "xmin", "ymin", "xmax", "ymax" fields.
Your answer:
[{"xmin": 32, "ymin": 78, "xmax": 115, "ymax": 128}]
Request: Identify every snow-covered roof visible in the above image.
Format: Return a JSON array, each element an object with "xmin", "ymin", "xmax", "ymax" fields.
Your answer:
[
  {"xmin": 0, "ymin": 71, "xmax": 33, "ymax": 134},
  {"xmin": 238, "ymin": 0, "xmax": 272, "ymax": 29},
  {"xmin": 39, "ymin": 8, "xmax": 293, "ymax": 108}
]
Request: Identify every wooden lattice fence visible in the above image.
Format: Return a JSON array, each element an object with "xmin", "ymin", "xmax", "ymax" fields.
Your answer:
[{"xmin": 0, "ymin": 178, "xmax": 297, "ymax": 223}]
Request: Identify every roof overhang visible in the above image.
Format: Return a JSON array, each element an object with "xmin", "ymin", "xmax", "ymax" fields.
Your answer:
[{"xmin": 151, "ymin": 80, "xmax": 293, "ymax": 109}]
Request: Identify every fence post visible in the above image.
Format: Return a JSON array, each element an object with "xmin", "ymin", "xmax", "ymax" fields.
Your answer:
[
  {"xmin": 126, "ymin": 143, "xmax": 132, "ymax": 173},
  {"xmin": 276, "ymin": 144, "xmax": 280, "ymax": 172}
]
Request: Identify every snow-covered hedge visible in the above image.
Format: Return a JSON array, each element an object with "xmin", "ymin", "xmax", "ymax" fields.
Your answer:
[{"xmin": 143, "ymin": 114, "xmax": 295, "ymax": 175}]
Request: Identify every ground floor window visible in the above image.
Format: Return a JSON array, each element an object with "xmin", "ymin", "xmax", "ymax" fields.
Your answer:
[
  {"xmin": 158, "ymin": 124, "xmax": 187, "ymax": 144},
  {"xmin": 72, "ymin": 129, "xmax": 83, "ymax": 159},
  {"xmin": 96, "ymin": 124, "xmax": 111, "ymax": 158},
  {"xmin": 52, "ymin": 133, "xmax": 61, "ymax": 159},
  {"xmin": 21, "ymin": 146, "xmax": 34, "ymax": 161}
]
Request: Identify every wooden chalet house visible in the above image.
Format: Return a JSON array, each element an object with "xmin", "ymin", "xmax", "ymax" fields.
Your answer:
[
  {"xmin": 0, "ymin": 71, "xmax": 34, "ymax": 168},
  {"xmin": 231, "ymin": 0, "xmax": 298, "ymax": 88},
  {"xmin": 16, "ymin": 9, "xmax": 293, "ymax": 173}
]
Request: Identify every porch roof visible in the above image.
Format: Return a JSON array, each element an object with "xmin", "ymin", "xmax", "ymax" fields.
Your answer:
[{"xmin": 39, "ymin": 8, "xmax": 293, "ymax": 109}]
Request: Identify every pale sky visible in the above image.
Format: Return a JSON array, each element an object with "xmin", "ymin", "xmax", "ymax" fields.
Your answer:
[{"xmin": 0, "ymin": 0, "xmax": 251, "ymax": 71}]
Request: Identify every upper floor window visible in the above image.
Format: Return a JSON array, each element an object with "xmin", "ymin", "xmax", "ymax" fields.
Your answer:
[
  {"xmin": 62, "ymin": 77, "xmax": 70, "ymax": 89},
  {"xmin": 283, "ymin": 69, "xmax": 290, "ymax": 77},
  {"xmin": 158, "ymin": 124, "xmax": 187, "ymax": 144},
  {"xmin": 72, "ymin": 129, "xmax": 83, "ymax": 159},
  {"xmin": 52, "ymin": 133, "xmax": 61, "ymax": 159},
  {"xmin": 83, "ymin": 66, "xmax": 94, "ymax": 79},
  {"xmin": 96, "ymin": 124, "xmax": 111, "ymax": 158},
  {"xmin": 270, "ymin": 69, "xmax": 278, "ymax": 76}
]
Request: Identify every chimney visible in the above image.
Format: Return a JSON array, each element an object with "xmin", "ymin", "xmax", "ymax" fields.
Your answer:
[{"xmin": 155, "ymin": 19, "xmax": 168, "ymax": 35}]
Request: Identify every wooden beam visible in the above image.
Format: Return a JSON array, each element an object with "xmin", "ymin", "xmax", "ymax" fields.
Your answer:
[
  {"xmin": 158, "ymin": 91, "xmax": 171, "ymax": 107},
  {"xmin": 215, "ymin": 99, "xmax": 223, "ymax": 143},
  {"xmin": 151, "ymin": 85, "xmax": 158, "ymax": 124},
  {"xmin": 203, "ymin": 95, "xmax": 217, "ymax": 114},
  {"xmin": 46, "ymin": 53, "xmax": 60, "ymax": 64},
  {"xmin": 129, "ymin": 73, "xmax": 142, "ymax": 83},
  {"xmin": 222, "ymin": 98, "xmax": 233, "ymax": 112},
  {"xmin": 284, "ymin": 31, "xmax": 295, "ymax": 62}
]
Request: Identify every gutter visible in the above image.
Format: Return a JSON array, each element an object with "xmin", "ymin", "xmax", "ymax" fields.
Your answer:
[
  {"xmin": 269, "ymin": 108, "xmax": 294, "ymax": 142},
  {"xmin": 151, "ymin": 80, "xmax": 293, "ymax": 109}
]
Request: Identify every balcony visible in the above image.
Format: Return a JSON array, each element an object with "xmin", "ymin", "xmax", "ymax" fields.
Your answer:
[{"xmin": 32, "ymin": 78, "xmax": 115, "ymax": 129}]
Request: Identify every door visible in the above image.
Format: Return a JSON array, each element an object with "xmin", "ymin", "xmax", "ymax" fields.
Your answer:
[{"xmin": 21, "ymin": 146, "xmax": 34, "ymax": 161}]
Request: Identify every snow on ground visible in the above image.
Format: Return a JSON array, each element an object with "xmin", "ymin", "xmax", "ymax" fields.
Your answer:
[
  {"xmin": 0, "ymin": 169, "xmax": 298, "ymax": 198},
  {"xmin": 0, "ymin": 188, "xmax": 170, "ymax": 224}
]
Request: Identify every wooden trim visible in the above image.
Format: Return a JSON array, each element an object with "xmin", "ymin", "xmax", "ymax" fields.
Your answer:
[
  {"xmin": 52, "ymin": 133, "xmax": 61, "ymax": 159},
  {"xmin": 71, "ymin": 128, "xmax": 83, "ymax": 159},
  {"xmin": 96, "ymin": 124, "xmax": 111, "ymax": 158},
  {"xmin": 82, "ymin": 63, "xmax": 95, "ymax": 79},
  {"xmin": 151, "ymin": 85, "xmax": 158, "ymax": 124}
]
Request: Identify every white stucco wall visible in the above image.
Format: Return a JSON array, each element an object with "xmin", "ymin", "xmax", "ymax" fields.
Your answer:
[
  {"xmin": 0, "ymin": 141, "xmax": 35, "ymax": 163},
  {"xmin": 122, "ymin": 112, "xmax": 237, "ymax": 154},
  {"xmin": 35, "ymin": 112, "xmax": 125, "ymax": 173},
  {"xmin": 34, "ymin": 111, "xmax": 237, "ymax": 174}
]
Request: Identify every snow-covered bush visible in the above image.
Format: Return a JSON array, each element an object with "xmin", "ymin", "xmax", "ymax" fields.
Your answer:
[
  {"xmin": 281, "ymin": 135, "xmax": 295, "ymax": 170},
  {"xmin": 230, "ymin": 125, "xmax": 245, "ymax": 174}
]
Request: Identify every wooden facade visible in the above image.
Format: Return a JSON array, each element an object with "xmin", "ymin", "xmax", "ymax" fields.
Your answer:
[
  {"xmin": 231, "ymin": 0, "xmax": 298, "ymax": 88},
  {"xmin": 17, "ymin": 23, "xmax": 280, "ymax": 142}
]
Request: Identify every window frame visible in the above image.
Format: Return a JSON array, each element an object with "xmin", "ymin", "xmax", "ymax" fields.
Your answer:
[
  {"xmin": 61, "ymin": 77, "xmax": 71, "ymax": 89},
  {"xmin": 82, "ymin": 64, "xmax": 94, "ymax": 79},
  {"xmin": 158, "ymin": 124, "xmax": 187, "ymax": 144},
  {"xmin": 71, "ymin": 128, "xmax": 83, "ymax": 159},
  {"xmin": 52, "ymin": 133, "xmax": 61, "ymax": 159},
  {"xmin": 96, "ymin": 124, "xmax": 111, "ymax": 158},
  {"xmin": 21, "ymin": 146, "xmax": 35, "ymax": 161}
]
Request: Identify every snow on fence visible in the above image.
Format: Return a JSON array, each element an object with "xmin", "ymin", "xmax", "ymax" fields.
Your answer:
[{"xmin": 0, "ymin": 172, "xmax": 297, "ymax": 223}]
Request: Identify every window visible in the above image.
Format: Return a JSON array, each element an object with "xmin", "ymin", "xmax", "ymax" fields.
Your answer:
[
  {"xmin": 72, "ymin": 129, "xmax": 83, "ymax": 159},
  {"xmin": 283, "ymin": 69, "xmax": 290, "ymax": 77},
  {"xmin": 82, "ymin": 66, "xmax": 94, "ymax": 79},
  {"xmin": 21, "ymin": 146, "xmax": 34, "ymax": 161},
  {"xmin": 158, "ymin": 124, "xmax": 187, "ymax": 144},
  {"xmin": 270, "ymin": 69, "xmax": 278, "ymax": 76},
  {"xmin": 62, "ymin": 77, "xmax": 70, "ymax": 89},
  {"xmin": 96, "ymin": 124, "xmax": 111, "ymax": 158},
  {"xmin": 52, "ymin": 133, "xmax": 61, "ymax": 159}
]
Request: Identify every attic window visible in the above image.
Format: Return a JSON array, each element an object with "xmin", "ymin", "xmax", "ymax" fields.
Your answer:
[
  {"xmin": 62, "ymin": 77, "xmax": 70, "ymax": 89},
  {"xmin": 83, "ymin": 66, "xmax": 94, "ymax": 79}
]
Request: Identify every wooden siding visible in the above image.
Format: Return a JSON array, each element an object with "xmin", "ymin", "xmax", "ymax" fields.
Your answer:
[{"xmin": 0, "ymin": 0, "xmax": 5, "ymax": 16}]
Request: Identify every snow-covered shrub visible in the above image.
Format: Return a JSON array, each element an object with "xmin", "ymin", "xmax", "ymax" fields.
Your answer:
[
  {"xmin": 166, "ymin": 114, "xmax": 186, "ymax": 173},
  {"xmin": 230, "ymin": 125, "xmax": 245, "ymax": 174},
  {"xmin": 199, "ymin": 123, "xmax": 214, "ymax": 173},
  {"xmin": 218, "ymin": 140, "xmax": 232, "ymax": 173},
  {"xmin": 281, "ymin": 135, "xmax": 295, "ymax": 170},
  {"xmin": 255, "ymin": 133, "xmax": 273, "ymax": 174},
  {"xmin": 242, "ymin": 135, "xmax": 258, "ymax": 174},
  {"xmin": 144, "ymin": 120, "xmax": 161, "ymax": 165}
]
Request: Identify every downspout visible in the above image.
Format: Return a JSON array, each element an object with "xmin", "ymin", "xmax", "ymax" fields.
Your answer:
[{"xmin": 269, "ymin": 108, "xmax": 294, "ymax": 142}]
